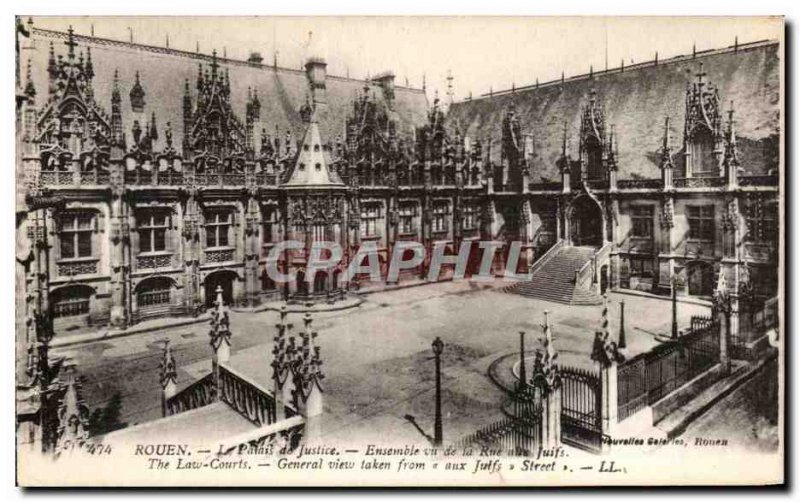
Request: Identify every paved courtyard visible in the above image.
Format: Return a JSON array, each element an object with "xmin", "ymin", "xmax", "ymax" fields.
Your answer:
[{"xmin": 54, "ymin": 281, "xmax": 710, "ymax": 446}]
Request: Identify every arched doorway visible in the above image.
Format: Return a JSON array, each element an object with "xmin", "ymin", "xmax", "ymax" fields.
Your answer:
[
  {"xmin": 569, "ymin": 195, "xmax": 603, "ymax": 247},
  {"xmin": 313, "ymin": 270, "xmax": 328, "ymax": 294},
  {"xmin": 686, "ymin": 261, "xmax": 714, "ymax": 297},
  {"xmin": 295, "ymin": 270, "xmax": 308, "ymax": 296},
  {"xmin": 205, "ymin": 270, "xmax": 236, "ymax": 308}
]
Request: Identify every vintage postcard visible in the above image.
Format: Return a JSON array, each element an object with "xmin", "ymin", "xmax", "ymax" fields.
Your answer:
[{"xmin": 14, "ymin": 15, "xmax": 784, "ymax": 487}]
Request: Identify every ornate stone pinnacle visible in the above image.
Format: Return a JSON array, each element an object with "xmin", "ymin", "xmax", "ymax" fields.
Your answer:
[
  {"xmin": 159, "ymin": 340, "xmax": 177, "ymax": 389},
  {"xmin": 209, "ymin": 285, "xmax": 231, "ymax": 351}
]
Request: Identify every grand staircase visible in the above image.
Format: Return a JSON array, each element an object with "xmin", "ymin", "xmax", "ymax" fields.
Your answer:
[{"xmin": 505, "ymin": 245, "xmax": 603, "ymax": 305}]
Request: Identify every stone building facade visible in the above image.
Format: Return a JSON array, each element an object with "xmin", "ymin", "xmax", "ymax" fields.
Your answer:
[{"xmin": 16, "ymin": 24, "xmax": 780, "ymax": 341}]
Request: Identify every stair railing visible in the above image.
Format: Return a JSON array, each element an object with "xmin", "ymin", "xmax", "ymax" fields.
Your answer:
[
  {"xmin": 529, "ymin": 239, "xmax": 566, "ymax": 277},
  {"xmin": 574, "ymin": 242, "xmax": 613, "ymax": 289},
  {"xmin": 165, "ymin": 372, "xmax": 215, "ymax": 416},
  {"xmin": 216, "ymin": 415, "xmax": 305, "ymax": 456}
]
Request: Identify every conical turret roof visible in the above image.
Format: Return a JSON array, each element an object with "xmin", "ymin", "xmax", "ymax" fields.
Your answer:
[{"xmin": 283, "ymin": 112, "xmax": 344, "ymax": 188}]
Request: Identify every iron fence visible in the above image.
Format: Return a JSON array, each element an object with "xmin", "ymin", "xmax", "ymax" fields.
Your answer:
[{"xmin": 617, "ymin": 316, "xmax": 719, "ymax": 420}]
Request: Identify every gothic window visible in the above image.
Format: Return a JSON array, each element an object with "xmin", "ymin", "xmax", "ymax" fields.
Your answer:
[
  {"xmin": 431, "ymin": 164, "xmax": 443, "ymax": 185},
  {"xmin": 137, "ymin": 210, "xmax": 170, "ymax": 253},
  {"xmin": 688, "ymin": 205, "xmax": 715, "ymax": 241},
  {"xmin": 586, "ymin": 136, "xmax": 603, "ymax": 180},
  {"xmin": 205, "ymin": 209, "xmax": 233, "ymax": 248},
  {"xmin": 360, "ymin": 203, "xmax": 382, "ymax": 238},
  {"xmin": 690, "ymin": 126, "xmax": 717, "ymax": 176},
  {"xmin": 51, "ymin": 285, "xmax": 92, "ymax": 319},
  {"xmin": 745, "ymin": 198, "xmax": 778, "ymax": 244},
  {"xmin": 312, "ymin": 224, "xmax": 327, "ymax": 242},
  {"xmin": 137, "ymin": 277, "xmax": 172, "ymax": 308},
  {"xmin": 262, "ymin": 207, "xmax": 278, "ymax": 245},
  {"xmin": 397, "ymin": 165, "xmax": 409, "ymax": 186},
  {"xmin": 58, "ymin": 212, "xmax": 95, "ymax": 259},
  {"xmin": 432, "ymin": 201, "xmax": 450, "ymax": 234},
  {"xmin": 629, "ymin": 256, "xmax": 655, "ymax": 278},
  {"xmin": 463, "ymin": 204, "xmax": 478, "ymax": 230},
  {"xmin": 630, "ymin": 205, "xmax": 654, "ymax": 239},
  {"xmin": 398, "ymin": 203, "xmax": 417, "ymax": 235}
]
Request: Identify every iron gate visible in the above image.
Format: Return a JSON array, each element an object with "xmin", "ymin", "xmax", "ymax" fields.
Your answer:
[{"xmin": 561, "ymin": 366, "xmax": 603, "ymax": 453}]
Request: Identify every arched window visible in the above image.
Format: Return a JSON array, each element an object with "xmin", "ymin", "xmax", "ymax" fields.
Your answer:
[
  {"xmin": 586, "ymin": 136, "xmax": 603, "ymax": 180},
  {"xmin": 51, "ymin": 285, "xmax": 93, "ymax": 318},
  {"xmin": 690, "ymin": 126, "xmax": 717, "ymax": 176},
  {"xmin": 137, "ymin": 277, "xmax": 172, "ymax": 307}
]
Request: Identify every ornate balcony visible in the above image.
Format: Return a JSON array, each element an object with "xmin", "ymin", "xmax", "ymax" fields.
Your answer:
[
  {"xmin": 738, "ymin": 175, "xmax": 779, "ymax": 187},
  {"xmin": 194, "ymin": 172, "xmax": 246, "ymax": 187},
  {"xmin": 56, "ymin": 258, "xmax": 98, "ymax": 277},
  {"xmin": 136, "ymin": 253, "xmax": 173, "ymax": 270},
  {"xmin": 125, "ymin": 169, "xmax": 184, "ymax": 186},
  {"xmin": 673, "ymin": 177, "xmax": 725, "ymax": 188},
  {"xmin": 206, "ymin": 248, "xmax": 236, "ymax": 263},
  {"xmin": 617, "ymin": 178, "xmax": 662, "ymax": 189}
]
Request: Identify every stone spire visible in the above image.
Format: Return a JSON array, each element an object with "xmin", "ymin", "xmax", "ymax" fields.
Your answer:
[
  {"xmin": 159, "ymin": 340, "xmax": 177, "ymax": 390},
  {"xmin": 24, "ymin": 59, "xmax": 35, "ymax": 99},
  {"xmin": 55, "ymin": 365, "xmax": 90, "ymax": 454},
  {"xmin": 129, "ymin": 71, "xmax": 146, "ymax": 113},
  {"xmin": 600, "ymin": 293, "xmax": 610, "ymax": 336},
  {"xmin": 293, "ymin": 313, "xmax": 325, "ymax": 402},
  {"xmin": 723, "ymin": 101, "xmax": 740, "ymax": 184},
  {"xmin": 208, "ymin": 285, "xmax": 232, "ymax": 364},
  {"xmin": 541, "ymin": 310, "xmax": 558, "ymax": 379},
  {"xmin": 271, "ymin": 305, "xmax": 294, "ymax": 385}
]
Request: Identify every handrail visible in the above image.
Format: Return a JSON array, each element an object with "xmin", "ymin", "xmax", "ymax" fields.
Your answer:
[
  {"xmin": 529, "ymin": 239, "xmax": 566, "ymax": 276},
  {"xmin": 575, "ymin": 242, "xmax": 612, "ymax": 287},
  {"xmin": 216, "ymin": 415, "xmax": 305, "ymax": 456},
  {"xmin": 165, "ymin": 372, "xmax": 215, "ymax": 416},
  {"xmin": 218, "ymin": 363, "xmax": 279, "ymax": 426}
]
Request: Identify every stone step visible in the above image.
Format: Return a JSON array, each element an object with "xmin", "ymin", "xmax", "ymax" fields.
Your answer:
[{"xmin": 504, "ymin": 245, "xmax": 602, "ymax": 305}]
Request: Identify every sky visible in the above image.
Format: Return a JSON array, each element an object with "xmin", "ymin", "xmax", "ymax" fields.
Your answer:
[{"xmin": 27, "ymin": 16, "xmax": 782, "ymax": 103}]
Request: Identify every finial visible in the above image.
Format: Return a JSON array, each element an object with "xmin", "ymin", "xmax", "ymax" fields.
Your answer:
[
  {"xmin": 159, "ymin": 340, "xmax": 177, "ymax": 389},
  {"xmin": 65, "ymin": 25, "xmax": 77, "ymax": 59}
]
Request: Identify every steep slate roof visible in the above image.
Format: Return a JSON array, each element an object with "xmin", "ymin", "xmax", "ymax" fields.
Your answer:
[
  {"xmin": 447, "ymin": 40, "xmax": 781, "ymax": 180},
  {"xmin": 23, "ymin": 27, "xmax": 429, "ymax": 154}
]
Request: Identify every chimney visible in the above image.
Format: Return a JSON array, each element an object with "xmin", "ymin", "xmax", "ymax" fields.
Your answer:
[
  {"xmin": 373, "ymin": 71, "xmax": 396, "ymax": 109},
  {"xmin": 305, "ymin": 56, "xmax": 327, "ymax": 105},
  {"xmin": 247, "ymin": 52, "xmax": 263, "ymax": 65}
]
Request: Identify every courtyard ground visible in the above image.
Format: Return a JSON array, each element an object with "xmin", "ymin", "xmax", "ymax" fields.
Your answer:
[{"xmin": 54, "ymin": 280, "xmax": 710, "ymax": 446}]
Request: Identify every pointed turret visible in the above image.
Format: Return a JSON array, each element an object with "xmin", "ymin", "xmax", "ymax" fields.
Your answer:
[
  {"xmin": 55, "ymin": 365, "xmax": 90, "ymax": 454},
  {"xmin": 724, "ymin": 102, "xmax": 740, "ymax": 187},
  {"xmin": 24, "ymin": 59, "xmax": 35, "ymax": 99},
  {"xmin": 283, "ymin": 111, "xmax": 345, "ymax": 188},
  {"xmin": 129, "ymin": 71, "xmax": 146, "ymax": 113},
  {"xmin": 85, "ymin": 47, "xmax": 94, "ymax": 81},
  {"xmin": 110, "ymin": 69, "xmax": 124, "ymax": 148}
]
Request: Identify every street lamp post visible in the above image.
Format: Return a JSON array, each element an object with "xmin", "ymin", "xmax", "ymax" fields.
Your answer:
[
  {"xmin": 618, "ymin": 300, "xmax": 627, "ymax": 349},
  {"xmin": 432, "ymin": 336, "xmax": 444, "ymax": 447}
]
